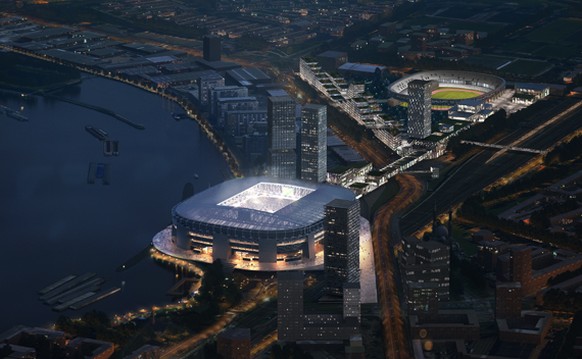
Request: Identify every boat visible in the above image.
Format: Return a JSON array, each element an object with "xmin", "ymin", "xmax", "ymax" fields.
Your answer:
[
  {"xmin": 172, "ymin": 113, "xmax": 188, "ymax": 121},
  {"xmin": 85, "ymin": 126, "xmax": 108, "ymax": 141}
]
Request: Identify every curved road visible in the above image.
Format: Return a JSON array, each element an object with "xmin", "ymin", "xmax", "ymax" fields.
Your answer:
[
  {"xmin": 160, "ymin": 282, "xmax": 272, "ymax": 359},
  {"xmin": 372, "ymin": 174, "xmax": 424, "ymax": 359}
]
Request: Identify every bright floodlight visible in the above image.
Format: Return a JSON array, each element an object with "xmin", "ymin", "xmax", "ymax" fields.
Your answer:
[{"xmin": 217, "ymin": 182, "xmax": 315, "ymax": 213}]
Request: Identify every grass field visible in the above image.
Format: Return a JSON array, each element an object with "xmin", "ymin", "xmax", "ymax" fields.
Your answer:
[{"xmin": 431, "ymin": 88, "xmax": 483, "ymax": 100}]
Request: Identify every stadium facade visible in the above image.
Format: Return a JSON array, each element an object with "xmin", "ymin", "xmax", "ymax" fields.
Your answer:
[
  {"xmin": 153, "ymin": 177, "xmax": 357, "ymax": 271},
  {"xmin": 388, "ymin": 70, "xmax": 506, "ymax": 106}
]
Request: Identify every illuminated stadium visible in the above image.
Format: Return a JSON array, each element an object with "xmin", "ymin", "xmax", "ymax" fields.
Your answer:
[
  {"xmin": 152, "ymin": 177, "xmax": 357, "ymax": 271},
  {"xmin": 388, "ymin": 70, "xmax": 505, "ymax": 105}
]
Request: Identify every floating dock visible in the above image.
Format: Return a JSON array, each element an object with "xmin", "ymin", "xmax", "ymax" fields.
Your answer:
[
  {"xmin": 38, "ymin": 275, "xmax": 77, "ymax": 295},
  {"xmin": 44, "ymin": 278, "xmax": 104, "ymax": 305},
  {"xmin": 47, "ymin": 94, "xmax": 144, "ymax": 129},
  {"xmin": 53, "ymin": 292, "xmax": 96, "ymax": 312},
  {"xmin": 70, "ymin": 287, "xmax": 121, "ymax": 310},
  {"xmin": 39, "ymin": 273, "xmax": 96, "ymax": 301},
  {"xmin": 85, "ymin": 126, "xmax": 108, "ymax": 141},
  {"xmin": 39, "ymin": 272, "xmax": 118, "ymax": 312},
  {"xmin": 103, "ymin": 140, "xmax": 119, "ymax": 156},
  {"xmin": 55, "ymin": 285, "xmax": 100, "ymax": 305},
  {"xmin": 0, "ymin": 105, "xmax": 28, "ymax": 121}
]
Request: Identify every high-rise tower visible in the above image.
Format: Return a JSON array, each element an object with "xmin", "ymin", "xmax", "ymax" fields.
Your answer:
[
  {"xmin": 300, "ymin": 104, "xmax": 327, "ymax": 183},
  {"xmin": 268, "ymin": 94, "xmax": 297, "ymax": 179},
  {"xmin": 400, "ymin": 237, "xmax": 450, "ymax": 312},
  {"xmin": 324, "ymin": 198, "xmax": 360, "ymax": 296},
  {"xmin": 203, "ymin": 35, "xmax": 221, "ymax": 62},
  {"xmin": 407, "ymin": 80, "xmax": 438, "ymax": 139},
  {"xmin": 277, "ymin": 271, "xmax": 304, "ymax": 341}
]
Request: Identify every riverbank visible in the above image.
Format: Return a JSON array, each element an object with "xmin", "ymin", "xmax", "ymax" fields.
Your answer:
[
  {"xmin": 0, "ymin": 74, "xmax": 231, "ymax": 331},
  {"xmin": 2, "ymin": 45, "xmax": 242, "ymax": 178}
]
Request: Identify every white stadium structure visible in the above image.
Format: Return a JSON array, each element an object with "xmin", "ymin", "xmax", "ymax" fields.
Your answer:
[
  {"xmin": 152, "ymin": 177, "xmax": 370, "ymax": 272},
  {"xmin": 388, "ymin": 70, "xmax": 506, "ymax": 105}
]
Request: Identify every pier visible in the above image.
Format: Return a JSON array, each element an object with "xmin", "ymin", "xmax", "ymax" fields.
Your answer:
[
  {"xmin": 38, "ymin": 275, "xmax": 76, "ymax": 295},
  {"xmin": 38, "ymin": 273, "xmax": 120, "ymax": 312},
  {"xmin": 44, "ymin": 278, "xmax": 105, "ymax": 305},
  {"xmin": 85, "ymin": 125, "xmax": 108, "ymax": 141},
  {"xmin": 39, "ymin": 273, "xmax": 96, "ymax": 301},
  {"xmin": 53, "ymin": 292, "xmax": 96, "ymax": 312},
  {"xmin": 45, "ymin": 94, "xmax": 145, "ymax": 130},
  {"xmin": 117, "ymin": 245, "xmax": 152, "ymax": 272},
  {"xmin": 0, "ymin": 105, "xmax": 28, "ymax": 122},
  {"xmin": 70, "ymin": 288, "xmax": 121, "ymax": 310}
]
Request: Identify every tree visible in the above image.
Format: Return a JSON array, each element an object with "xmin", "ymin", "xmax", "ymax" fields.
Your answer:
[{"xmin": 55, "ymin": 315, "xmax": 73, "ymax": 332}]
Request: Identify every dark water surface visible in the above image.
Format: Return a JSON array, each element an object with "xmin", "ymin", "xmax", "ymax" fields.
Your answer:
[{"xmin": 0, "ymin": 76, "xmax": 230, "ymax": 331}]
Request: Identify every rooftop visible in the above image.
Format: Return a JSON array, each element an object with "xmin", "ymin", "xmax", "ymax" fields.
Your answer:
[
  {"xmin": 173, "ymin": 177, "xmax": 355, "ymax": 231},
  {"xmin": 338, "ymin": 62, "xmax": 387, "ymax": 74}
]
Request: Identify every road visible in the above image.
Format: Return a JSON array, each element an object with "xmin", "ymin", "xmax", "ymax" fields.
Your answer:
[
  {"xmin": 159, "ymin": 281, "xmax": 274, "ymax": 359},
  {"xmin": 251, "ymin": 330, "xmax": 278, "ymax": 358},
  {"xmin": 400, "ymin": 97, "xmax": 582, "ymax": 236},
  {"xmin": 372, "ymin": 174, "xmax": 424, "ymax": 359}
]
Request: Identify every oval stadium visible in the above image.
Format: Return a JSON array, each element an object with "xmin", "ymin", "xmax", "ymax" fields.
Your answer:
[
  {"xmin": 388, "ymin": 70, "xmax": 506, "ymax": 105},
  {"xmin": 152, "ymin": 177, "xmax": 359, "ymax": 271}
]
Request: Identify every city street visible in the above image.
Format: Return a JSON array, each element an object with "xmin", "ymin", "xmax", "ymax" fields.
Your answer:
[
  {"xmin": 372, "ymin": 174, "xmax": 424, "ymax": 359},
  {"xmin": 160, "ymin": 281, "xmax": 275, "ymax": 358}
]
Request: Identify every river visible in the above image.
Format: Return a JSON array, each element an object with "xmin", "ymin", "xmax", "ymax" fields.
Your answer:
[{"xmin": 0, "ymin": 75, "xmax": 230, "ymax": 332}]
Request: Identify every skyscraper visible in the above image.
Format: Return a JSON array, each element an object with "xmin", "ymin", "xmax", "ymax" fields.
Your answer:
[
  {"xmin": 203, "ymin": 35, "xmax": 221, "ymax": 62},
  {"xmin": 407, "ymin": 80, "xmax": 438, "ymax": 139},
  {"xmin": 400, "ymin": 237, "xmax": 450, "ymax": 312},
  {"xmin": 277, "ymin": 270, "xmax": 304, "ymax": 341},
  {"xmin": 300, "ymin": 104, "xmax": 327, "ymax": 183},
  {"xmin": 324, "ymin": 198, "xmax": 360, "ymax": 296},
  {"xmin": 268, "ymin": 94, "xmax": 296, "ymax": 179}
]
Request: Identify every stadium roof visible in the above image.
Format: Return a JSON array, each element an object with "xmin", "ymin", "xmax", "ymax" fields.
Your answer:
[
  {"xmin": 338, "ymin": 62, "xmax": 387, "ymax": 74},
  {"xmin": 173, "ymin": 177, "xmax": 355, "ymax": 231}
]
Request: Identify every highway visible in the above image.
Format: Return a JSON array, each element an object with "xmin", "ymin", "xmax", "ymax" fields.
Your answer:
[
  {"xmin": 372, "ymin": 174, "xmax": 424, "ymax": 359},
  {"xmin": 400, "ymin": 97, "xmax": 582, "ymax": 236}
]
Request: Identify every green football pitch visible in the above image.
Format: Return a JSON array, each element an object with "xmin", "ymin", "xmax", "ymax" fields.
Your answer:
[{"xmin": 431, "ymin": 88, "xmax": 484, "ymax": 100}]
